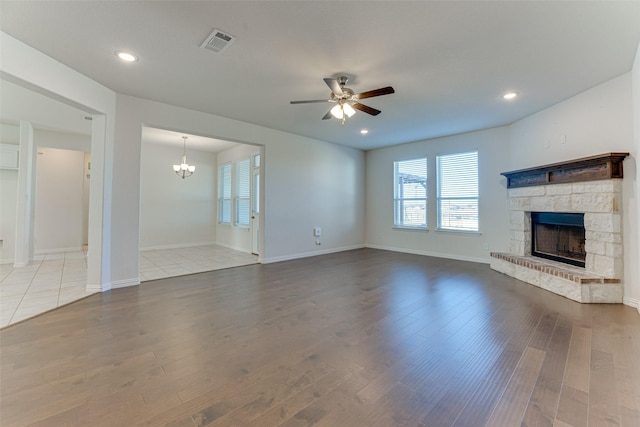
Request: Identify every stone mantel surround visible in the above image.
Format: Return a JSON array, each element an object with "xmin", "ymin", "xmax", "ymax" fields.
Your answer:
[{"xmin": 490, "ymin": 153, "xmax": 629, "ymax": 303}]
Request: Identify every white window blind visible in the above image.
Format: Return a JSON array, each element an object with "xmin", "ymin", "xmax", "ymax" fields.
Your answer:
[
  {"xmin": 394, "ymin": 157, "xmax": 427, "ymax": 228},
  {"xmin": 437, "ymin": 150, "xmax": 479, "ymax": 231},
  {"xmin": 218, "ymin": 163, "xmax": 231, "ymax": 224},
  {"xmin": 234, "ymin": 159, "xmax": 250, "ymax": 226}
]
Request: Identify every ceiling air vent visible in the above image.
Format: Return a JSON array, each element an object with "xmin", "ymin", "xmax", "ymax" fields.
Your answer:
[{"xmin": 200, "ymin": 29, "xmax": 235, "ymax": 55}]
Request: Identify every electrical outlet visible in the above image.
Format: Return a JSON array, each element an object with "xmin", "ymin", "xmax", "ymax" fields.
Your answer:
[
  {"xmin": 482, "ymin": 242, "xmax": 489, "ymax": 251},
  {"xmin": 560, "ymin": 134, "xmax": 566, "ymax": 144},
  {"xmin": 313, "ymin": 227, "xmax": 321, "ymax": 237},
  {"xmin": 544, "ymin": 138, "xmax": 550, "ymax": 149}
]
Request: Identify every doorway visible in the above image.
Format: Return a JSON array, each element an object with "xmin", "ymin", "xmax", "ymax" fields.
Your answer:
[{"xmin": 138, "ymin": 127, "xmax": 261, "ymax": 281}]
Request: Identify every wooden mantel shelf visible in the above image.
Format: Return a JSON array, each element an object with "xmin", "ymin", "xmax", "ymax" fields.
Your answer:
[{"xmin": 501, "ymin": 152, "xmax": 629, "ymax": 189}]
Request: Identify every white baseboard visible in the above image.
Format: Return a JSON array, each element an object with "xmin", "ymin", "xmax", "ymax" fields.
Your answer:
[
  {"xmin": 111, "ymin": 277, "xmax": 140, "ymax": 289},
  {"xmin": 261, "ymin": 244, "xmax": 365, "ymax": 264},
  {"xmin": 364, "ymin": 244, "xmax": 489, "ymax": 264},
  {"xmin": 213, "ymin": 241, "xmax": 252, "ymax": 253},
  {"xmin": 140, "ymin": 241, "xmax": 218, "ymax": 251},
  {"xmin": 34, "ymin": 246, "xmax": 83, "ymax": 255},
  {"xmin": 86, "ymin": 282, "xmax": 108, "ymax": 292},
  {"xmin": 623, "ymin": 296, "xmax": 639, "ymax": 312},
  {"xmin": 87, "ymin": 277, "xmax": 139, "ymax": 293}
]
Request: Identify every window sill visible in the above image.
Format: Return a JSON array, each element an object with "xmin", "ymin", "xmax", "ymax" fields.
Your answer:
[
  {"xmin": 436, "ymin": 228, "xmax": 481, "ymax": 236},
  {"xmin": 393, "ymin": 226, "xmax": 429, "ymax": 232}
]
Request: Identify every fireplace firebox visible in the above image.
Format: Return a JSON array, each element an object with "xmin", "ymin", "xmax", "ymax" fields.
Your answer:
[{"xmin": 531, "ymin": 212, "xmax": 586, "ymax": 267}]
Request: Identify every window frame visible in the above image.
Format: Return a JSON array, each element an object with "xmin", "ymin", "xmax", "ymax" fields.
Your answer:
[
  {"xmin": 218, "ymin": 162, "xmax": 232, "ymax": 224},
  {"xmin": 393, "ymin": 157, "xmax": 428, "ymax": 230},
  {"xmin": 436, "ymin": 150, "xmax": 479, "ymax": 233}
]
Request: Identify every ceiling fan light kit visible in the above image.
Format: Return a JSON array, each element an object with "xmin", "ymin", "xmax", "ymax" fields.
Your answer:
[{"xmin": 291, "ymin": 76, "xmax": 394, "ymax": 125}]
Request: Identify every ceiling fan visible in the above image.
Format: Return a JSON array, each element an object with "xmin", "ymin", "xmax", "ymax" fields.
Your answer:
[{"xmin": 290, "ymin": 76, "xmax": 395, "ymax": 125}]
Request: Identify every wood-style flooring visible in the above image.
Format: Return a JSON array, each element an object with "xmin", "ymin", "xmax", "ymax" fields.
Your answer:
[{"xmin": 1, "ymin": 248, "xmax": 639, "ymax": 426}]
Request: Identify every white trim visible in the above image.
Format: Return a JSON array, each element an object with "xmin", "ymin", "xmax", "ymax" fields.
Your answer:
[
  {"xmin": 214, "ymin": 240, "xmax": 252, "ymax": 253},
  {"xmin": 435, "ymin": 229, "xmax": 482, "ymax": 236},
  {"xmin": 623, "ymin": 296, "xmax": 639, "ymax": 310},
  {"xmin": 34, "ymin": 246, "xmax": 84, "ymax": 255},
  {"xmin": 1, "ymin": 258, "xmax": 15, "ymax": 265},
  {"xmin": 140, "ymin": 241, "xmax": 218, "ymax": 251},
  {"xmin": 261, "ymin": 244, "xmax": 365, "ymax": 264},
  {"xmin": 111, "ymin": 277, "xmax": 140, "ymax": 289},
  {"xmin": 365, "ymin": 243, "xmax": 489, "ymax": 264},
  {"xmin": 87, "ymin": 282, "xmax": 109, "ymax": 292},
  {"xmin": 392, "ymin": 226, "xmax": 429, "ymax": 232}
]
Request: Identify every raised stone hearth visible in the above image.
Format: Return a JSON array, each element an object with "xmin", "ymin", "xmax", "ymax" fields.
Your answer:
[
  {"xmin": 490, "ymin": 153, "xmax": 628, "ymax": 303},
  {"xmin": 490, "ymin": 253, "xmax": 622, "ymax": 303}
]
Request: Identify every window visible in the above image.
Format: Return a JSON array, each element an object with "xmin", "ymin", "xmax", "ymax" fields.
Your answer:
[
  {"xmin": 437, "ymin": 150, "xmax": 478, "ymax": 232},
  {"xmin": 394, "ymin": 157, "xmax": 427, "ymax": 228},
  {"xmin": 234, "ymin": 159, "xmax": 250, "ymax": 226},
  {"xmin": 218, "ymin": 163, "xmax": 231, "ymax": 224}
]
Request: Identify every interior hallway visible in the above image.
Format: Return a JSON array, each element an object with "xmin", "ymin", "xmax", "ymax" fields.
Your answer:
[{"xmin": 0, "ymin": 245, "xmax": 258, "ymax": 328}]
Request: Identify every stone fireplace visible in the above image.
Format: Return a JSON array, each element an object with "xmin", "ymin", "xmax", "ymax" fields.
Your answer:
[{"xmin": 490, "ymin": 153, "xmax": 628, "ymax": 303}]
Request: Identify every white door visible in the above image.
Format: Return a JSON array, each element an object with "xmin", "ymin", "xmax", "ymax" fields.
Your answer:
[{"xmin": 251, "ymin": 156, "xmax": 260, "ymax": 255}]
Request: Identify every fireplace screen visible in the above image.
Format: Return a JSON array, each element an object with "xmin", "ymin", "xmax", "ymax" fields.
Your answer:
[{"xmin": 531, "ymin": 212, "xmax": 586, "ymax": 267}]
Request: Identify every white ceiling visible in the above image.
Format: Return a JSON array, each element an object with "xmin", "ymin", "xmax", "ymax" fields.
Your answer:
[{"xmin": 1, "ymin": 1, "xmax": 639, "ymax": 151}]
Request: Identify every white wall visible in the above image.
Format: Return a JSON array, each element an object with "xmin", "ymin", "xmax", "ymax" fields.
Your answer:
[
  {"xmin": 366, "ymin": 127, "xmax": 511, "ymax": 263},
  {"xmin": 112, "ymin": 94, "xmax": 365, "ymax": 283},
  {"xmin": 34, "ymin": 147, "xmax": 86, "ymax": 252},
  {"xmin": 509, "ymin": 73, "xmax": 639, "ymax": 307},
  {"xmin": 140, "ymin": 141, "xmax": 217, "ymax": 249},
  {"xmin": 0, "ymin": 168, "xmax": 18, "ymax": 263},
  {"xmin": 216, "ymin": 144, "xmax": 260, "ymax": 253},
  {"xmin": 632, "ymin": 41, "xmax": 640, "ymax": 313},
  {"xmin": 0, "ymin": 125, "xmax": 19, "ymax": 263},
  {"xmin": 35, "ymin": 129, "xmax": 91, "ymax": 152},
  {"xmin": 0, "ymin": 126, "xmax": 91, "ymax": 262}
]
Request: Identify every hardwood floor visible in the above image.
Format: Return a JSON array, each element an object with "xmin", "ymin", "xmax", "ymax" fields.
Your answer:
[{"xmin": 1, "ymin": 248, "xmax": 639, "ymax": 426}]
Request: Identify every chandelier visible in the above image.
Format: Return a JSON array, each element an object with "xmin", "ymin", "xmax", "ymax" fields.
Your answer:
[{"xmin": 172, "ymin": 136, "xmax": 195, "ymax": 179}]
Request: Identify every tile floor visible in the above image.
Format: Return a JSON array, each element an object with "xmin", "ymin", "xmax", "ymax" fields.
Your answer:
[
  {"xmin": 1, "ymin": 245, "xmax": 258, "ymax": 328},
  {"xmin": 139, "ymin": 245, "xmax": 258, "ymax": 281}
]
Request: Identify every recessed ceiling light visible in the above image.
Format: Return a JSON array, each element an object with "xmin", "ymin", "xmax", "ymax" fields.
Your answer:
[
  {"xmin": 503, "ymin": 92, "xmax": 518, "ymax": 100},
  {"xmin": 115, "ymin": 50, "xmax": 138, "ymax": 62},
  {"xmin": 360, "ymin": 129, "xmax": 369, "ymax": 135}
]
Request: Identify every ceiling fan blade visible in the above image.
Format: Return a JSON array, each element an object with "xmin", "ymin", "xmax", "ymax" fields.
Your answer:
[
  {"xmin": 290, "ymin": 99, "xmax": 332, "ymax": 104},
  {"xmin": 324, "ymin": 78, "xmax": 343, "ymax": 96},
  {"xmin": 352, "ymin": 102, "xmax": 381, "ymax": 116},
  {"xmin": 322, "ymin": 109, "xmax": 334, "ymax": 120},
  {"xmin": 355, "ymin": 86, "xmax": 395, "ymax": 100}
]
